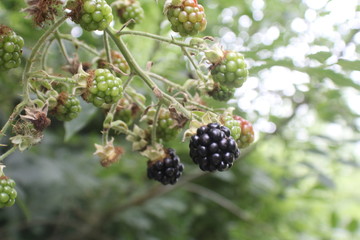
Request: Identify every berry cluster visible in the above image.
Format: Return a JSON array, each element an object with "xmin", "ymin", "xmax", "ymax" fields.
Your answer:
[
  {"xmin": 166, "ymin": 0, "xmax": 207, "ymax": 37},
  {"xmin": 147, "ymin": 148, "xmax": 184, "ymax": 185},
  {"xmin": 189, "ymin": 123, "xmax": 240, "ymax": 171},
  {"xmin": 207, "ymin": 84, "xmax": 235, "ymax": 102},
  {"xmin": 113, "ymin": 98, "xmax": 140, "ymax": 126},
  {"xmin": 0, "ymin": 25, "xmax": 24, "ymax": 71},
  {"xmin": 52, "ymin": 93, "xmax": 82, "ymax": 121},
  {"xmin": 115, "ymin": 0, "xmax": 144, "ymax": 29},
  {"xmin": 211, "ymin": 51, "xmax": 248, "ymax": 88},
  {"xmin": 0, "ymin": 176, "xmax": 17, "ymax": 208},
  {"xmin": 155, "ymin": 109, "xmax": 180, "ymax": 142},
  {"xmin": 84, "ymin": 69, "xmax": 123, "ymax": 107},
  {"xmin": 98, "ymin": 50, "xmax": 130, "ymax": 75},
  {"xmin": 68, "ymin": 0, "xmax": 113, "ymax": 31},
  {"xmin": 233, "ymin": 116, "xmax": 255, "ymax": 148}
]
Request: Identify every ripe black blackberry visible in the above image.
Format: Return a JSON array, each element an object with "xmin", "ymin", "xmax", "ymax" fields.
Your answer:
[
  {"xmin": 189, "ymin": 123, "xmax": 240, "ymax": 171},
  {"xmin": 147, "ymin": 148, "xmax": 184, "ymax": 185}
]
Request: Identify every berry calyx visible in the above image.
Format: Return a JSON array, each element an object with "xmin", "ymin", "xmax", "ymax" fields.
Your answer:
[
  {"xmin": 210, "ymin": 51, "xmax": 249, "ymax": 88},
  {"xmin": 233, "ymin": 116, "xmax": 254, "ymax": 148},
  {"xmin": 51, "ymin": 92, "xmax": 82, "ymax": 121},
  {"xmin": 114, "ymin": 0, "xmax": 144, "ymax": 29},
  {"xmin": 0, "ymin": 25, "xmax": 24, "ymax": 71},
  {"xmin": 147, "ymin": 148, "xmax": 184, "ymax": 185},
  {"xmin": 97, "ymin": 50, "xmax": 130, "ymax": 75},
  {"xmin": 165, "ymin": 0, "xmax": 207, "ymax": 37},
  {"xmin": 83, "ymin": 69, "xmax": 123, "ymax": 107},
  {"xmin": 208, "ymin": 83, "xmax": 235, "ymax": 101},
  {"xmin": 67, "ymin": 0, "xmax": 113, "ymax": 31},
  {"xmin": 113, "ymin": 98, "xmax": 141, "ymax": 126},
  {"xmin": 189, "ymin": 123, "xmax": 240, "ymax": 172}
]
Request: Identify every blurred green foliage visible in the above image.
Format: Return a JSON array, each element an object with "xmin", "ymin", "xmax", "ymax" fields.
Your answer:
[{"xmin": 1, "ymin": 0, "xmax": 360, "ymax": 239}]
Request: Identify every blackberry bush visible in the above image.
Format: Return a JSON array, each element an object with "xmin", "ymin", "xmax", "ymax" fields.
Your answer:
[
  {"xmin": 0, "ymin": 25, "xmax": 24, "ymax": 71},
  {"xmin": 114, "ymin": 0, "xmax": 144, "ymax": 29},
  {"xmin": 189, "ymin": 123, "xmax": 240, "ymax": 171},
  {"xmin": 67, "ymin": 0, "xmax": 113, "ymax": 31},
  {"xmin": 147, "ymin": 148, "xmax": 184, "ymax": 185},
  {"xmin": 83, "ymin": 69, "xmax": 123, "ymax": 107},
  {"xmin": 165, "ymin": 0, "xmax": 207, "ymax": 37},
  {"xmin": 51, "ymin": 93, "xmax": 82, "ymax": 121},
  {"xmin": 210, "ymin": 51, "xmax": 249, "ymax": 88}
]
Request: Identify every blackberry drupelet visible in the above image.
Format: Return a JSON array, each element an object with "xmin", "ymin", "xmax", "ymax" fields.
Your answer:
[
  {"xmin": 208, "ymin": 84, "xmax": 235, "ymax": 102},
  {"xmin": 147, "ymin": 148, "xmax": 184, "ymax": 185},
  {"xmin": 0, "ymin": 25, "xmax": 24, "ymax": 71},
  {"xmin": 233, "ymin": 116, "xmax": 255, "ymax": 148},
  {"xmin": 189, "ymin": 123, "xmax": 240, "ymax": 171}
]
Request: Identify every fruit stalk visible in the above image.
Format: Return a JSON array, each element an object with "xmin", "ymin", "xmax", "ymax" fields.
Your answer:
[{"xmin": 0, "ymin": 146, "xmax": 17, "ymax": 162}]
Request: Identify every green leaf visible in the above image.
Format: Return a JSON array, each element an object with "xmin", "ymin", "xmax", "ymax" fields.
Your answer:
[
  {"xmin": 346, "ymin": 218, "xmax": 359, "ymax": 233},
  {"xmin": 64, "ymin": 100, "xmax": 98, "ymax": 141},
  {"xmin": 307, "ymin": 51, "xmax": 332, "ymax": 62},
  {"xmin": 306, "ymin": 68, "xmax": 360, "ymax": 91},
  {"xmin": 337, "ymin": 59, "xmax": 360, "ymax": 71},
  {"xmin": 330, "ymin": 211, "xmax": 339, "ymax": 228}
]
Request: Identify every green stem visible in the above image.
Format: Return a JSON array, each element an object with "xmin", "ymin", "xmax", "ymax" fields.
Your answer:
[
  {"xmin": 41, "ymin": 39, "xmax": 54, "ymax": 70},
  {"xmin": 103, "ymin": 32, "xmax": 112, "ymax": 65},
  {"xmin": 106, "ymin": 28, "xmax": 192, "ymax": 119},
  {"xmin": 186, "ymin": 100, "xmax": 213, "ymax": 112},
  {"xmin": 124, "ymin": 90, "xmax": 146, "ymax": 111},
  {"xmin": 0, "ymin": 101, "xmax": 27, "ymax": 138},
  {"xmin": 181, "ymin": 46, "xmax": 204, "ymax": 80},
  {"xmin": 117, "ymin": 30, "xmax": 198, "ymax": 50},
  {"xmin": 151, "ymin": 104, "xmax": 162, "ymax": 147},
  {"xmin": 147, "ymin": 72, "xmax": 189, "ymax": 94},
  {"xmin": 122, "ymin": 74, "xmax": 135, "ymax": 91},
  {"xmin": 29, "ymin": 73, "xmax": 77, "ymax": 84},
  {"xmin": 57, "ymin": 33, "xmax": 99, "ymax": 55},
  {"xmin": 0, "ymin": 146, "xmax": 17, "ymax": 162},
  {"xmin": 55, "ymin": 30, "xmax": 71, "ymax": 64},
  {"xmin": 22, "ymin": 15, "xmax": 68, "ymax": 102}
]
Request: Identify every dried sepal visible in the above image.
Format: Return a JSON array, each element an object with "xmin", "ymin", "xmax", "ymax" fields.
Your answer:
[
  {"xmin": 23, "ymin": 0, "xmax": 63, "ymax": 27},
  {"xmin": 94, "ymin": 138, "xmax": 124, "ymax": 167}
]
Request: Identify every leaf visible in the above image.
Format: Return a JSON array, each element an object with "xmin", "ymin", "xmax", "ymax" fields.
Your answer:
[
  {"xmin": 337, "ymin": 59, "xmax": 360, "ymax": 71},
  {"xmin": 307, "ymin": 51, "xmax": 332, "ymax": 62},
  {"xmin": 306, "ymin": 68, "xmax": 360, "ymax": 91},
  {"xmin": 346, "ymin": 218, "xmax": 358, "ymax": 233},
  {"xmin": 64, "ymin": 100, "xmax": 98, "ymax": 141},
  {"xmin": 330, "ymin": 211, "xmax": 339, "ymax": 228}
]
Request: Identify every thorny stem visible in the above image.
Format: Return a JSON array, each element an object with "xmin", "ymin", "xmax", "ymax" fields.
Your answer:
[
  {"xmin": 181, "ymin": 46, "xmax": 204, "ymax": 80},
  {"xmin": 0, "ymin": 146, "xmax": 17, "ymax": 162},
  {"xmin": 22, "ymin": 15, "xmax": 68, "ymax": 102},
  {"xmin": 116, "ymin": 30, "xmax": 199, "ymax": 50},
  {"xmin": 41, "ymin": 39, "xmax": 54, "ymax": 70},
  {"xmin": 124, "ymin": 90, "xmax": 146, "ymax": 111},
  {"xmin": 28, "ymin": 73, "xmax": 77, "ymax": 84},
  {"xmin": 106, "ymin": 28, "xmax": 193, "ymax": 119},
  {"xmin": 151, "ymin": 104, "xmax": 162, "ymax": 147},
  {"xmin": 186, "ymin": 100, "xmax": 214, "ymax": 112}
]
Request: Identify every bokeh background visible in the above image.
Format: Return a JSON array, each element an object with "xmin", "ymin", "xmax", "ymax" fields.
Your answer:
[{"xmin": 1, "ymin": 0, "xmax": 360, "ymax": 239}]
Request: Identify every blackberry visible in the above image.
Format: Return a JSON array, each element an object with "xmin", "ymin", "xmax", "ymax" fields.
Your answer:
[
  {"xmin": 0, "ymin": 25, "xmax": 24, "ymax": 71},
  {"xmin": 155, "ymin": 109, "xmax": 180, "ymax": 142},
  {"xmin": 166, "ymin": 0, "xmax": 207, "ymax": 37},
  {"xmin": 223, "ymin": 116, "xmax": 241, "ymax": 141},
  {"xmin": 208, "ymin": 83, "xmax": 235, "ymax": 101},
  {"xmin": 114, "ymin": 0, "xmax": 144, "ymax": 29},
  {"xmin": 147, "ymin": 148, "xmax": 184, "ymax": 185},
  {"xmin": 233, "ymin": 116, "xmax": 254, "ymax": 148},
  {"xmin": 52, "ymin": 92, "xmax": 81, "ymax": 121},
  {"xmin": 189, "ymin": 123, "xmax": 240, "ymax": 171},
  {"xmin": 210, "ymin": 51, "xmax": 249, "ymax": 88},
  {"xmin": 0, "ymin": 176, "xmax": 17, "ymax": 208},
  {"xmin": 84, "ymin": 69, "xmax": 123, "ymax": 107},
  {"xmin": 98, "ymin": 50, "xmax": 130, "ymax": 75},
  {"xmin": 67, "ymin": 0, "xmax": 113, "ymax": 31}
]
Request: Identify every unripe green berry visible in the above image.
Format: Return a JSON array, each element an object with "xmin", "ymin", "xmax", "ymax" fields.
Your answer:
[{"xmin": 0, "ymin": 25, "xmax": 24, "ymax": 71}]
